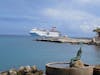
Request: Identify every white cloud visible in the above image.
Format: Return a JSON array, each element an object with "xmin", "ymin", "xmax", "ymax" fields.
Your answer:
[
  {"xmin": 43, "ymin": 8, "xmax": 60, "ymax": 17},
  {"xmin": 43, "ymin": 8, "xmax": 89, "ymax": 20},
  {"xmin": 74, "ymin": 0, "xmax": 100, "ymax": 5},
  {"xmin": 42, "ymin": 8, "xmax": 100, "ymax": 33},
  {"xmin": 43, "ymin": 8, "xmax": 98, "ymax": 20},
  {"xmin": 76, "ymin": 0, "xmax": 92, "ymax": 3}
]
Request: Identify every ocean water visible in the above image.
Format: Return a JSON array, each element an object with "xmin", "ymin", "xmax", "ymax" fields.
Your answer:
[{"xmin": 0, "ymin": 36, "xmax": 100, "ymax": 71}]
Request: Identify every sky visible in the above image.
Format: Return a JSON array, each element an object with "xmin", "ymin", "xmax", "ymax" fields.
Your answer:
[{"xmin": 0, "ymin": 0, "xmax": 100, "ymax": 37}]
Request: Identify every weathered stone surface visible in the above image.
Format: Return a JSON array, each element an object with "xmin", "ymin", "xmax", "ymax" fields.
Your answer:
[
  {"xmin": 93, "ymin": 65, "xmax": 100, "ymax": 75},
  {"xmin": 46, "ymin": 62, "xmax": 93, "ymax": 75},
  {"xmin": 9, "ymin": 69, "xmax": 17, "ymax": 75},
  {"xmin": 0, "ymin": 65, "xmax": 43, "ymax": 75},
  {"xmin": 18, "ymin": 67, "xmax": 25, "ymax": 75},
  {"xmin": 25, "ymin": 72, "xmax": 34, "ymax": 75},
  {"xmin": 72, "ymin": 60, "xmax": 84, "ymax": 68},
  {"xmin": 24, "ymin": 66, "xmax": 32, "ymax": 73},
  {"xmin": 0, "ymin": 71, "xmax": 8, "ymax": 75},
  {"xmin": 31, "ymin": 65, "xmax": 37, "ymax": 73},
  {"xmin": 19, "ymin": 66, "xmax": 25, "ymax": 71},
  {"xmin": 34, "ymin": 71, "xmax": 43, "ymax": 75}
]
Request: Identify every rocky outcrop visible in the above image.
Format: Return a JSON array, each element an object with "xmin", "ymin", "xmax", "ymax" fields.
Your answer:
[{"xmin": 0, "ymin": 65, "xmax": 43, "ymax": 75}]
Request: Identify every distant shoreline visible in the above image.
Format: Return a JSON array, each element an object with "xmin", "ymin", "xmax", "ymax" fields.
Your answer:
[
  {"xmin": 0, "ymin": 34, "xmax": 92, "ymax": 39},
  {"xmin": 0, "ymin": 34, "xmax": 30, "ymax": 37}
]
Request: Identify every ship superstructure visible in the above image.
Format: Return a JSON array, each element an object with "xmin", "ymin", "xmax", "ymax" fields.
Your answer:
[{"xmin": 29, "ymin": 27, "xmax": 61, "ymax": 37}]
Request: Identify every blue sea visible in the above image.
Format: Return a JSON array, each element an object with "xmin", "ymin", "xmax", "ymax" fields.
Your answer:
[{"xmin": 0, "ymin": 35, "xmax": 100, "ymax": 71}]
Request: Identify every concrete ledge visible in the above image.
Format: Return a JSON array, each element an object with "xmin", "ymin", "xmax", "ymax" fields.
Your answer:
[{"xmin": 46, "ymin": 62, "xmax": 94, "ymax": 75}]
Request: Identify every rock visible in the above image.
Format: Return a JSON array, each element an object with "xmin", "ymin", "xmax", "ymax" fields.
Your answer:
[
  {"xmin": 31, "ymin": 65, "xmax": 37, "ymax": 73},
  {"xmin": 24, "ymin": 66, "xmax": 32, "ymax": 73},
  {"xmin": 19, "ymin": 66, "xmax": 25, "ymax": 71},
  {"xmin": 93, "ymin": 65, "xmax": 100, "ymax": 75},
  {"xmin": 34, "ymin": 71, "xmax": 43, "ymax": 75},
  {"xmin": 0, "ymin": 71, "xmax": 8, "ymax": 75},
  {"xmin": 8, "ymin": 69, "xmax": 17, "ymax": 75},
  {"xmin": 17, "ymin": 70, "xmax": 25, "ymax": 75},
  {"xmin": 73, "ymin": 60, "xmax": 84, "ymax": 68},
  {"xmin": 25, "ymin": 72, "xmax": 34, "ymax": 75},
  {"xmin": 18, "ymin": 66, "xmax": 26, "ymax": 75},
  {"xmin": 0, "ymin": 65, "xmax": 43, "ymax": 75}
]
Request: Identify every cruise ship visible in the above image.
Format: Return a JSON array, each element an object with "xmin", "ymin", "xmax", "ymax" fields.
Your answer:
[{"xmin": 29, "ymin": 27, "xmax": 61, "ymax": 37}]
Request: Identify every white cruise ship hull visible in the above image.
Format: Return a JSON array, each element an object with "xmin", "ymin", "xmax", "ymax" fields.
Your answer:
[{"xmin": 29, "ymin": 28, "xmax": 60, "ymax": 38}]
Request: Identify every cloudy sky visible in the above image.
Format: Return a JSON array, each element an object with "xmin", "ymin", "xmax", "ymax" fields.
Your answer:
[{"xmin": 0, "ymin": 0, "xmax": 100, "ymax": 37}]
